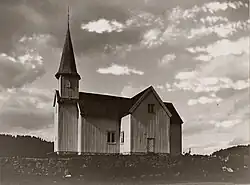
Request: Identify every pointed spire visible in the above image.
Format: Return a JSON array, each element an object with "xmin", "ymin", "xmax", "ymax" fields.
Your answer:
[
  {"xmin": 55, "ymin": 6, "xmax": 80, "ymax": 80},
  {"xmin": 67, "ymin": 6, "xmax": 70, "ymax": 30}
]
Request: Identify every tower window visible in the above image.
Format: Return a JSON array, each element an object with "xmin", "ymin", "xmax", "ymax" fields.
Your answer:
[
  {"xmin": 148, "ymin": 104, "xmax": 155, "ymax": 113},
  {"xmin": 107, "ymin": 131, "xmax": 116, "ymax": 144},
  {"xmin": 66, "ymin": 81, "xmax": 71, "ymax": 88}
]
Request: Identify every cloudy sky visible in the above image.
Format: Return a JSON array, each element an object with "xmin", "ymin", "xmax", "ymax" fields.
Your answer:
[{"xmin": 0, "ymin": 0, "xmax": 249, "ymax": 154}]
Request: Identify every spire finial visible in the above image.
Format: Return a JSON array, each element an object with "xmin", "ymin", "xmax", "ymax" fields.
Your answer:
[{"xmin": 67, "ymin": 6, "xmax": 70, "ymax": 29}]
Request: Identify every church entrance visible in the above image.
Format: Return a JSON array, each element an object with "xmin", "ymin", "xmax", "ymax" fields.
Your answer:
[{"xmin": 147, "ymin": 138, "xmax": 155, "ymax": 153}]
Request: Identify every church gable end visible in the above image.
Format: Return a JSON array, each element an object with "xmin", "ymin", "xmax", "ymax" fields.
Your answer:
[{"xmin": 129, "ymin": 86, "xmax": 172, "ymax": 117}]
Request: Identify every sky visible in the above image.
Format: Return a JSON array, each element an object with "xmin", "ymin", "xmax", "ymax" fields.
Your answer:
[{"xmin": 0, "ymin": 0, "xmax": 249, "ymax": 155}]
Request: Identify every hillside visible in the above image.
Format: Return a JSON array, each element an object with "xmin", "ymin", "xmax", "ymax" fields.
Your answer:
[{"xmin": 212, "ymin": 144, "xmax": 250, "ymax": 157}]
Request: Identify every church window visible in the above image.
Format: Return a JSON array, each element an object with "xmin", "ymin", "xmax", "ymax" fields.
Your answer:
[
  {"xmin": 107, "ymin": 131, "xmax": 116, "ymax": 143},
  {"xmin": 120, "ymin": 131, "xmax": 124, "ymax": 143},
  {"xmin": 148, "ymin": 104, "xmax": 155, "ymax": 113}
]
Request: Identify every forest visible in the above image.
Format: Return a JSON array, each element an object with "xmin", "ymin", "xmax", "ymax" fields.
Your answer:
[{"xmin": 0, "ymin": 134, "xmax": 53, "ymax": 157}]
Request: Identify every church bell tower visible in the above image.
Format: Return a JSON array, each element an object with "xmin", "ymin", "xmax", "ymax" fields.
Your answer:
[{"xmin": 54, "ymin": 8, "xmax": 81, "ymax": 154}]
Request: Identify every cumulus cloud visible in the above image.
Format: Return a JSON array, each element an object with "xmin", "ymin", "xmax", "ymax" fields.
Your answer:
[
  {"xmin": 2, "ymin": 1, "xmax": 142, "ymax": 55},
  {"xmin": 140, "ymin": 1, "xmax": 246, "ymax": 48},
  {"xmin": 167, "ymin": 5, "xmax": 200, "ymax": 22},
  {"xmin": 155, "ymin": 83, "xmax": 175, "ymax": 92},
  {"xmin": 0, "ymin": 34, "xmax": 54, "ymax": 89},
  {"xmin": 141, "ymin": 28, "xmax": 164, "ymax": 48},
  {"xmin": 184, "ymin": 98, "xmax": 249, "ymax": 147},
  {"xmin": 194, "ymin": 54, "xmax": 213, "ymax": 62},
  {"xmin": 187, "ymin": 37, "xmax": 249, "ymax": 57},
  {"xmin": 175, "ymin": 71, "xmax": 197, "ymax": 80},
  {"xmin": 168, "ymin": 1, "xmax": 247, "ymax": 21},
  {"xmin": 186, "ymin": 91, "xmax": 250, "ymax": 135},
  {"xmin": 0, "ymin": 52, "xmax": 44, "ymax": 89},
  {"xmin": 168, "ymin": 1, "xmax": 248, "ymax": 21},
  {"xmin": 200, "ymin": 16, "xmax": 229, "ymax": 25},
  {"xmin": 165, "ymin": 83, "xmax": 175, "ymax": 92},
  {"xmin": 126, "ymin": 11, "xmax": 164, "ymax": 28},
  {"xmin": 190, "ymin": 20, "xmax": 249, "ymax": 38},
  {"xmin": 120, "ymin": 84, "xmax": 146, "ymax": 97},
  {"xmin": 188, "ymin": 96, "xmax": 222, "ymax": 106},
  {"xmin": 163, "ymin": 1, "xmax": 249, "ymax": 44},
  {"xmin": 156, "ymin": 85, "xmax": 164, "ymax": 90},
  {"xmin": 97, "ymin": 63, "xmax": 144, "ymax": 76},
  {"xmin": 201, "ymin": 54, "xmax": 249, "ymax": 79},
  {"xmin": 0, "ymin": 87, "xmax": 53, "ymax": 131},
  {"xmin": 158, "ymin": 53, "xmax": 176, "ymax": 65},
  {"xmin": 209, "ymin": 119, "xmax": 241, "ymax": 128},
  {"xmin": 228, "ymin": 137, "xmax": 249, "ymax": 146},
  {"xmin": 174, "ymin": 76, "xmax": 249, "ymax": 93},
  {"xmin": 81, "ymin": 19, "xmax": 125, "ymax": 33},
  {"xmin": 203, "ymin": 1, "xmax": 247, "ymax": 13},
  {"xmin": 173, "ymin": 37, "xmax": 249, "ymax": 93},
  {"xmin": 162, "ymin": 25, "xmax": 184, "ymax": 43}
]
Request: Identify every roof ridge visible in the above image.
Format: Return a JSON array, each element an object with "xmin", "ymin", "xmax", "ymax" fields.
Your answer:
[
  {"xmin": 79, "ymin": 91, "xmax": 131, "ymax": 99},
  {"xmin": 131, "ymin": 85, "xmax": 152, "ymax": 102}
]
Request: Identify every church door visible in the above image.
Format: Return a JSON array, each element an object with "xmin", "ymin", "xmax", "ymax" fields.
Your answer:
[{"xmin": 147, "ymin": 138, "xmax": 155, "ymax": 153}]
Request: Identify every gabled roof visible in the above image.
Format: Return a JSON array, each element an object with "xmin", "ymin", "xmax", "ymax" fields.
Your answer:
[
  {"xmin": 78, "ymin": 92, "xmax": 132, "ymax": 118},
  {"xmin": 53, "ymin": 87, "xmax": 182, "ymax": 124},
  {"xmin": 164, "ymin": 102, "xmax": 184, "ymax": 124},
  {"xmin": 55, "ymin": 22, "xmax": 80, "ymax": 79},
  {"xmin": 130, "ymin": 86, "xmax": 149, "ymax": 104},
  {"xmin": 129, "ymin": 86, "xmax": 172, "ymax": 117}
]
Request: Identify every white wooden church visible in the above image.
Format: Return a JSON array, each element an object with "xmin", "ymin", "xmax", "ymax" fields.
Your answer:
[{"xmin": 53, "ymin": 19, "xmax": 183, "ymax": 155}]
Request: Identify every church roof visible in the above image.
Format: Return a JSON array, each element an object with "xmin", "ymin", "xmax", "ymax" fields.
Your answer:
[
  {"xmin": 55, "ymin": 21, "xmax": 80, "ymax": 79},
  {"xmin": 78, "ymin": 92, "xmax": 132, "ymax": 118},
  {"xmin": 163, "ymin": 102, "xmax": 183, "ymax": 124},
  {"xmin": 77, "ymin": 87, "xmax": 183, "ymax": 124},
  {"xmin": 54, "ymin": 87, "xmax": 183, "ymax": 124}
]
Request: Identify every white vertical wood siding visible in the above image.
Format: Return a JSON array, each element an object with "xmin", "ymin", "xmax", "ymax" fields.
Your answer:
[
  {"xmin": 54, "ymin": 101, "xmax": 59, "ymax": 152},
  {"xmin": 81, "ymin": 116, "xmax": 120, "ymax": 153},
  {"xmin": 131, "ymin": 92, "xmax": 170, "ymax": 154},
  {"xmin": 77, "ymin": 109, "xmax": 82, "ymax": 154},
  {"xmin": 57, "ymin": 103, "xmax": 79, "ymax": 152},
  {"xmin": 120, "ymin": 114, "xmax": 131, "ymax": 155}
]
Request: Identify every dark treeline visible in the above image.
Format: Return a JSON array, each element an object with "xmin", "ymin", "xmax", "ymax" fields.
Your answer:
[
  {"xmin": 0, "ymin": 134, "xmax": 249, "ymax": 158},
  {"xmin": 0, "ymin": 134, "xmax": 53, "ymax": 157}
]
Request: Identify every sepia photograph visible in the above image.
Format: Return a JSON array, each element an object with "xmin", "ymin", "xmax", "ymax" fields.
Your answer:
[{"xmin": 0, "ymin": 0, "xmax": 249, "ymax": 184}]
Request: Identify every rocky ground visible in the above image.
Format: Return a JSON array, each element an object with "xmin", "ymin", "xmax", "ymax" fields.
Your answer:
[{"xmin": 0, "ymin": 151, "xmax": 249, "ymax": 185}]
